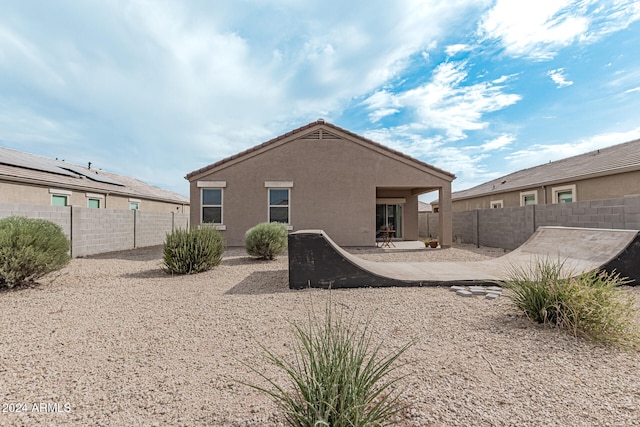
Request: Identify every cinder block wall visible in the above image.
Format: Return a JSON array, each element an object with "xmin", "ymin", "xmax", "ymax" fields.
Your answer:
[
  {"xmin": 426, "ymin": 194, "xmax": 640, "ymax": 250},
  {"xmin": 452, "ymin": 210, "xmax": 475, "ymax": 244},
  {"xmin": 418, "ymin": 212, "xmax": 440, "ymax": 239},
  {"xmin": 72, "ymin": 207, "xmax": 135, "ymax": 257},
  {"xmin": 0, "ymin": 203, "xmax": 190, "ymax": 257},
  {"xmin": 135, "ymin": 211, "xmax": 173, "ymax": 248}
]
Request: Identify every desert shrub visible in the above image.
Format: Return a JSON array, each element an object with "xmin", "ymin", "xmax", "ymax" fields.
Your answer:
[
  {"xmin": 242, "ymin": 303, "xmax": 412, "ymax": 426},
  {"xmin": 499, "ymin": 258, "xmax": 640, "ymax": 349},
  {"xmin": 163, "ymin": 226, "xmax": 225, "ymax": 274},
  {"xmin": 244, "ymin": 222, "xmax": 288, "ymax": 260},
  {"xmin": 0, "ymin": 216, "xmax": 70, "ymax": 288}
]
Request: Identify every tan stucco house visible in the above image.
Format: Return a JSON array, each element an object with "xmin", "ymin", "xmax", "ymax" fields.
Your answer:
[
  {"xmin": 186, "ymin": 119, "xmax": 455, "ymax": 247},
  {"xmin": 432, "ymin": 138, "xmax": 640, "ymax": 213},
  {"xmin": 0, "ymin": 147, "xmax": 189, "ymax": 212}
]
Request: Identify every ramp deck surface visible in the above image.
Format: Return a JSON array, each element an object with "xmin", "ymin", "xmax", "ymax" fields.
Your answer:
[{"xmin": 288, "ymin": 226, "xmax": 640, "ymax": 289}]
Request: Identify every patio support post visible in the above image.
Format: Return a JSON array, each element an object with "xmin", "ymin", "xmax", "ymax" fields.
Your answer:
[{"xmin": 438, "ymin": 185, "xmax": 453, "ymax": 248}]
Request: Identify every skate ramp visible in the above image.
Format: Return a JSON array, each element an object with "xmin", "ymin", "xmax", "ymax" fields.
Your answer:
[{"xmin": 288, "ymin": 226, "xmax": 640, "ymax": 289}]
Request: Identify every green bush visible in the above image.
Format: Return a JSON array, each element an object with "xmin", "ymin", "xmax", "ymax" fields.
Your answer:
[
  {"xmin": 0, "ymin": 216, "xmax": 70, "ymax": 288},
  {"xmin": 499, "ymin": 258, "xmax": 640, "ymax": 349},
  {"xmin": 244, "ymin": 222, "xmax": 288, "ymax": 260},
  {"xmin": 163, "ymin": 226, "xmax": 225, "ymax": 274},
  {"xmin": 243, "ymin": 303, "xmax": 412, "ymax": 426}
]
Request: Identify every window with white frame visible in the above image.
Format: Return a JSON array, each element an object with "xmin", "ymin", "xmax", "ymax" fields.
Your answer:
[
  {"xmin": 520, "ymin": 190, "xmax": 537, "ymax": 206},
  {"xmin": 268, "ymin": 188, "xmax": 289, "ymax": 224},
  {"xmin": 129, "ymin": 199, "xmax": 140, "ymax": 210},
  {"xmin": 490, "ymin": 200, "xmax": 503, "ymax": 209},
  {"xmin": 552, "ymin": 184, "xmax": 576, "ymax": 204},
  {"xmin": 86, "ymin": 193, "xmax": 103, "ymax": 209},
  {"xmin": 202, "ymin": 188, "xmax": 223, "ymax": 224},
  {"xmin": 50, "ymin": 189, "xmax": 71, "ymax": 207}
]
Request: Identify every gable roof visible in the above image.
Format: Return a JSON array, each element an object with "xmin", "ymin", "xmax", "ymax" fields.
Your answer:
[
  {"xmin": 0, "ymin": 147, "xmax": 189, "ymax": 204},
  {"xmin": 452, "ymin": 138, "xmax": 640, "ymax": 201},
  {"xmin": 185, "ymin": 119, "xmax": 455, "ymax": 181}
]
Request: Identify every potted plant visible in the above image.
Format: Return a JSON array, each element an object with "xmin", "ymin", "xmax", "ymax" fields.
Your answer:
[{"xmin": 424, "ymin": 237, "xmax": 439, "ymax": 248}]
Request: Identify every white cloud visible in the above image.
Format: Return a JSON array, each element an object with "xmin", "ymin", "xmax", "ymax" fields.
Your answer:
[
  {"xmin": 445, "ymin": 43, "xmax": 472, "ymax": 56},
  {"xmin": 479, "ymin": 0, "xmax": 640, "ymax": 60},
  {"xmin": 364, "ymin": 61, "xmax": 521, "ymax": 139},
  {"xmin": 547, "ymin": 68, "xmax": 574, "ymax": 87},
  {"xmin": 480, "ymin": 134, "xmax": 515, "ymax": 151}
]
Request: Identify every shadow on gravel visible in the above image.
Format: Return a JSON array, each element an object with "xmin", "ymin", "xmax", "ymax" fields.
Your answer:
[
  {"xmin": 121, "ymin": 268, "xmax": 168, "ymax": 279},
  {"xmin": 85, "ymin": 245, "xmax": 164, "ymax": 262},
  {"xmin": 221, "ymin": 256, "xmax": 286, "ymax": 267},
  {"xmin": 225, "ymin": 270, "xmax": 290, "ymax": 295}
]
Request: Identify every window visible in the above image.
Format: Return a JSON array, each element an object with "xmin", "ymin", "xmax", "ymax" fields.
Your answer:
[
  {"xmin": 52, "ymin": 195, "xmax": 68, "ymax": 207},
  {"xmin": 268, "ymin": 188, "xmax": 289, "ymax": 224},
  {"xmin": 552, "ymin": 184, "xmax": 576, "ymax": 204},
  {"xmin": 202, "ymin": 188, "xmax": 223, "ymax": 224},
  {"xmin": 129, "ymin": 198, "xmax": 140, "ymax": 210},
  {"xmin": 86, "ymin": 193, "xmax": 103, "ymax": 208},
  {"xmin": 520, "ymin": 190, "xmax": 537, "ymax": 206},
  {"xmin": 557, "ymin": 191, "xmax": 573, "ymax": 203},
  {"xmin": 490, "ymin": 200, "xmax": 503, "ymax": 209},
  {"xmin": 50, "ymin": 188, "xmax": 71, "ymax": 206}
]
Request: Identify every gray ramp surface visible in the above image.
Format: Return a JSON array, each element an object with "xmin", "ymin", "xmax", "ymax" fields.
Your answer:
[{"xmin": 288, "ymin": 226, "xmax": 640, "ymax": 289}]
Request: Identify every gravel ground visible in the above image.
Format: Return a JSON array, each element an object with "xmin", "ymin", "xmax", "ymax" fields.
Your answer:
[{"xmin": 1, "ymin": 244, "xmax": 639, "ymax": 427}]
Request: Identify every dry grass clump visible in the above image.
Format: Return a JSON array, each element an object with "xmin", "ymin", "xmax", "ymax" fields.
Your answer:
[
  {"xmin": 499, "ymin": 259, "xmax": 640, "ymax": 350},
  {"xmin": 242, "ymin": 303, "xmax": 412, "ymax": 426}
]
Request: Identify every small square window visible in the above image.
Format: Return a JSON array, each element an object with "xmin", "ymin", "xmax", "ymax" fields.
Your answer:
[
  {"xmin": 557, "ymin": 191, "xmax": 573, "ymax": 203},
  {"xmin": 552, "ymin": 185, "xmax": 577, "ymax": 204},
  {"xmin": 130, "ymin": 202, "xmax": 139, "ymax": 210},
  {"xmin": 520, "ymin": 191, "xmax": 537, "ymax": 206},
  {"xmin": 88, "ymin": 199, "xmax": 100, "ymax": 209},
  {"xmin": 52, "ymin": 195, "xmax": 68, "ymax": 207}
]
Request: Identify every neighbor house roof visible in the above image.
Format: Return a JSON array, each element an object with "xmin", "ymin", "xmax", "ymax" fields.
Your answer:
[
  {"xmin": 452, "ymin": 138, "xmax": 640, "ymax": 201},
  {"xmin": 0, "ymin": 147, "xmax": 189, "ymax": 204},
  {"xmin": 418, "ymin": 201, "xmax": 432, "ymax": 212},
  {"xmin": 186, "ymin": 119, "xmax": 455, "ymax": 180}
]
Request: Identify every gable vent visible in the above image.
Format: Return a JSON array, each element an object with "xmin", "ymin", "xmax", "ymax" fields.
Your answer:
[{"xmin": 306, "ymin": 130, "xmax": 341, "ymax": 140}]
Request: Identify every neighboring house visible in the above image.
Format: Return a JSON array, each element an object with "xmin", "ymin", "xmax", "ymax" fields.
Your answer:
[
  {"xmin": 418, "ymin": 201, "xmax": 433, "ymax": 213},
  {"xmin": 186, "ymin": 119, "xmax": 455, "ymax": 247},
  {"xmin": 0, "ymin": 147, "xmax": 189, "ymax": 213},
  {"xmin": 432, "ymin": 138, "xmax": 640, "ymax": 213}
]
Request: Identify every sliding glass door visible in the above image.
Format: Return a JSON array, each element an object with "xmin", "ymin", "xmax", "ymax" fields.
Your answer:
[{"xmin": 376, "ymin": 204, "xmax": 403, "ymax": 238}]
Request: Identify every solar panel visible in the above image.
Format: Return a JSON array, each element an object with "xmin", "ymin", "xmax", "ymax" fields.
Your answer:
[
  {"xmin": 57, "ymin": 163, "xmax": 125, "ymax": 186},
  {"xmin": 0, "ymin": 148, "xmax": 78, "ymax": 178}
]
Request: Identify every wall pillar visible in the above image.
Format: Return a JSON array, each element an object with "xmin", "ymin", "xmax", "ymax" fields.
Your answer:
[{"xmin": 438, "ymin": 185, "xmax": 453, "ymax": 248}]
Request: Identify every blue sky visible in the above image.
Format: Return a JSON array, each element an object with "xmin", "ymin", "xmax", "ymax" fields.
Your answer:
[{"xmin": 1, "ymin": 1, "xmax": 639, "ymax": 201}]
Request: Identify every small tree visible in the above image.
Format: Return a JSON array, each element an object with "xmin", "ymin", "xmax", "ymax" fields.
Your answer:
[
  {"xmin": 0, "ymin": 216, "xmax": 70, "ymax": 288},
  {"xmin": 163, "ymin": 226, "xmax": 225, "ymax": 274},
  {"xmin": 244, "ymin": 222, "xmax": 288, "ymax": 260}
]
